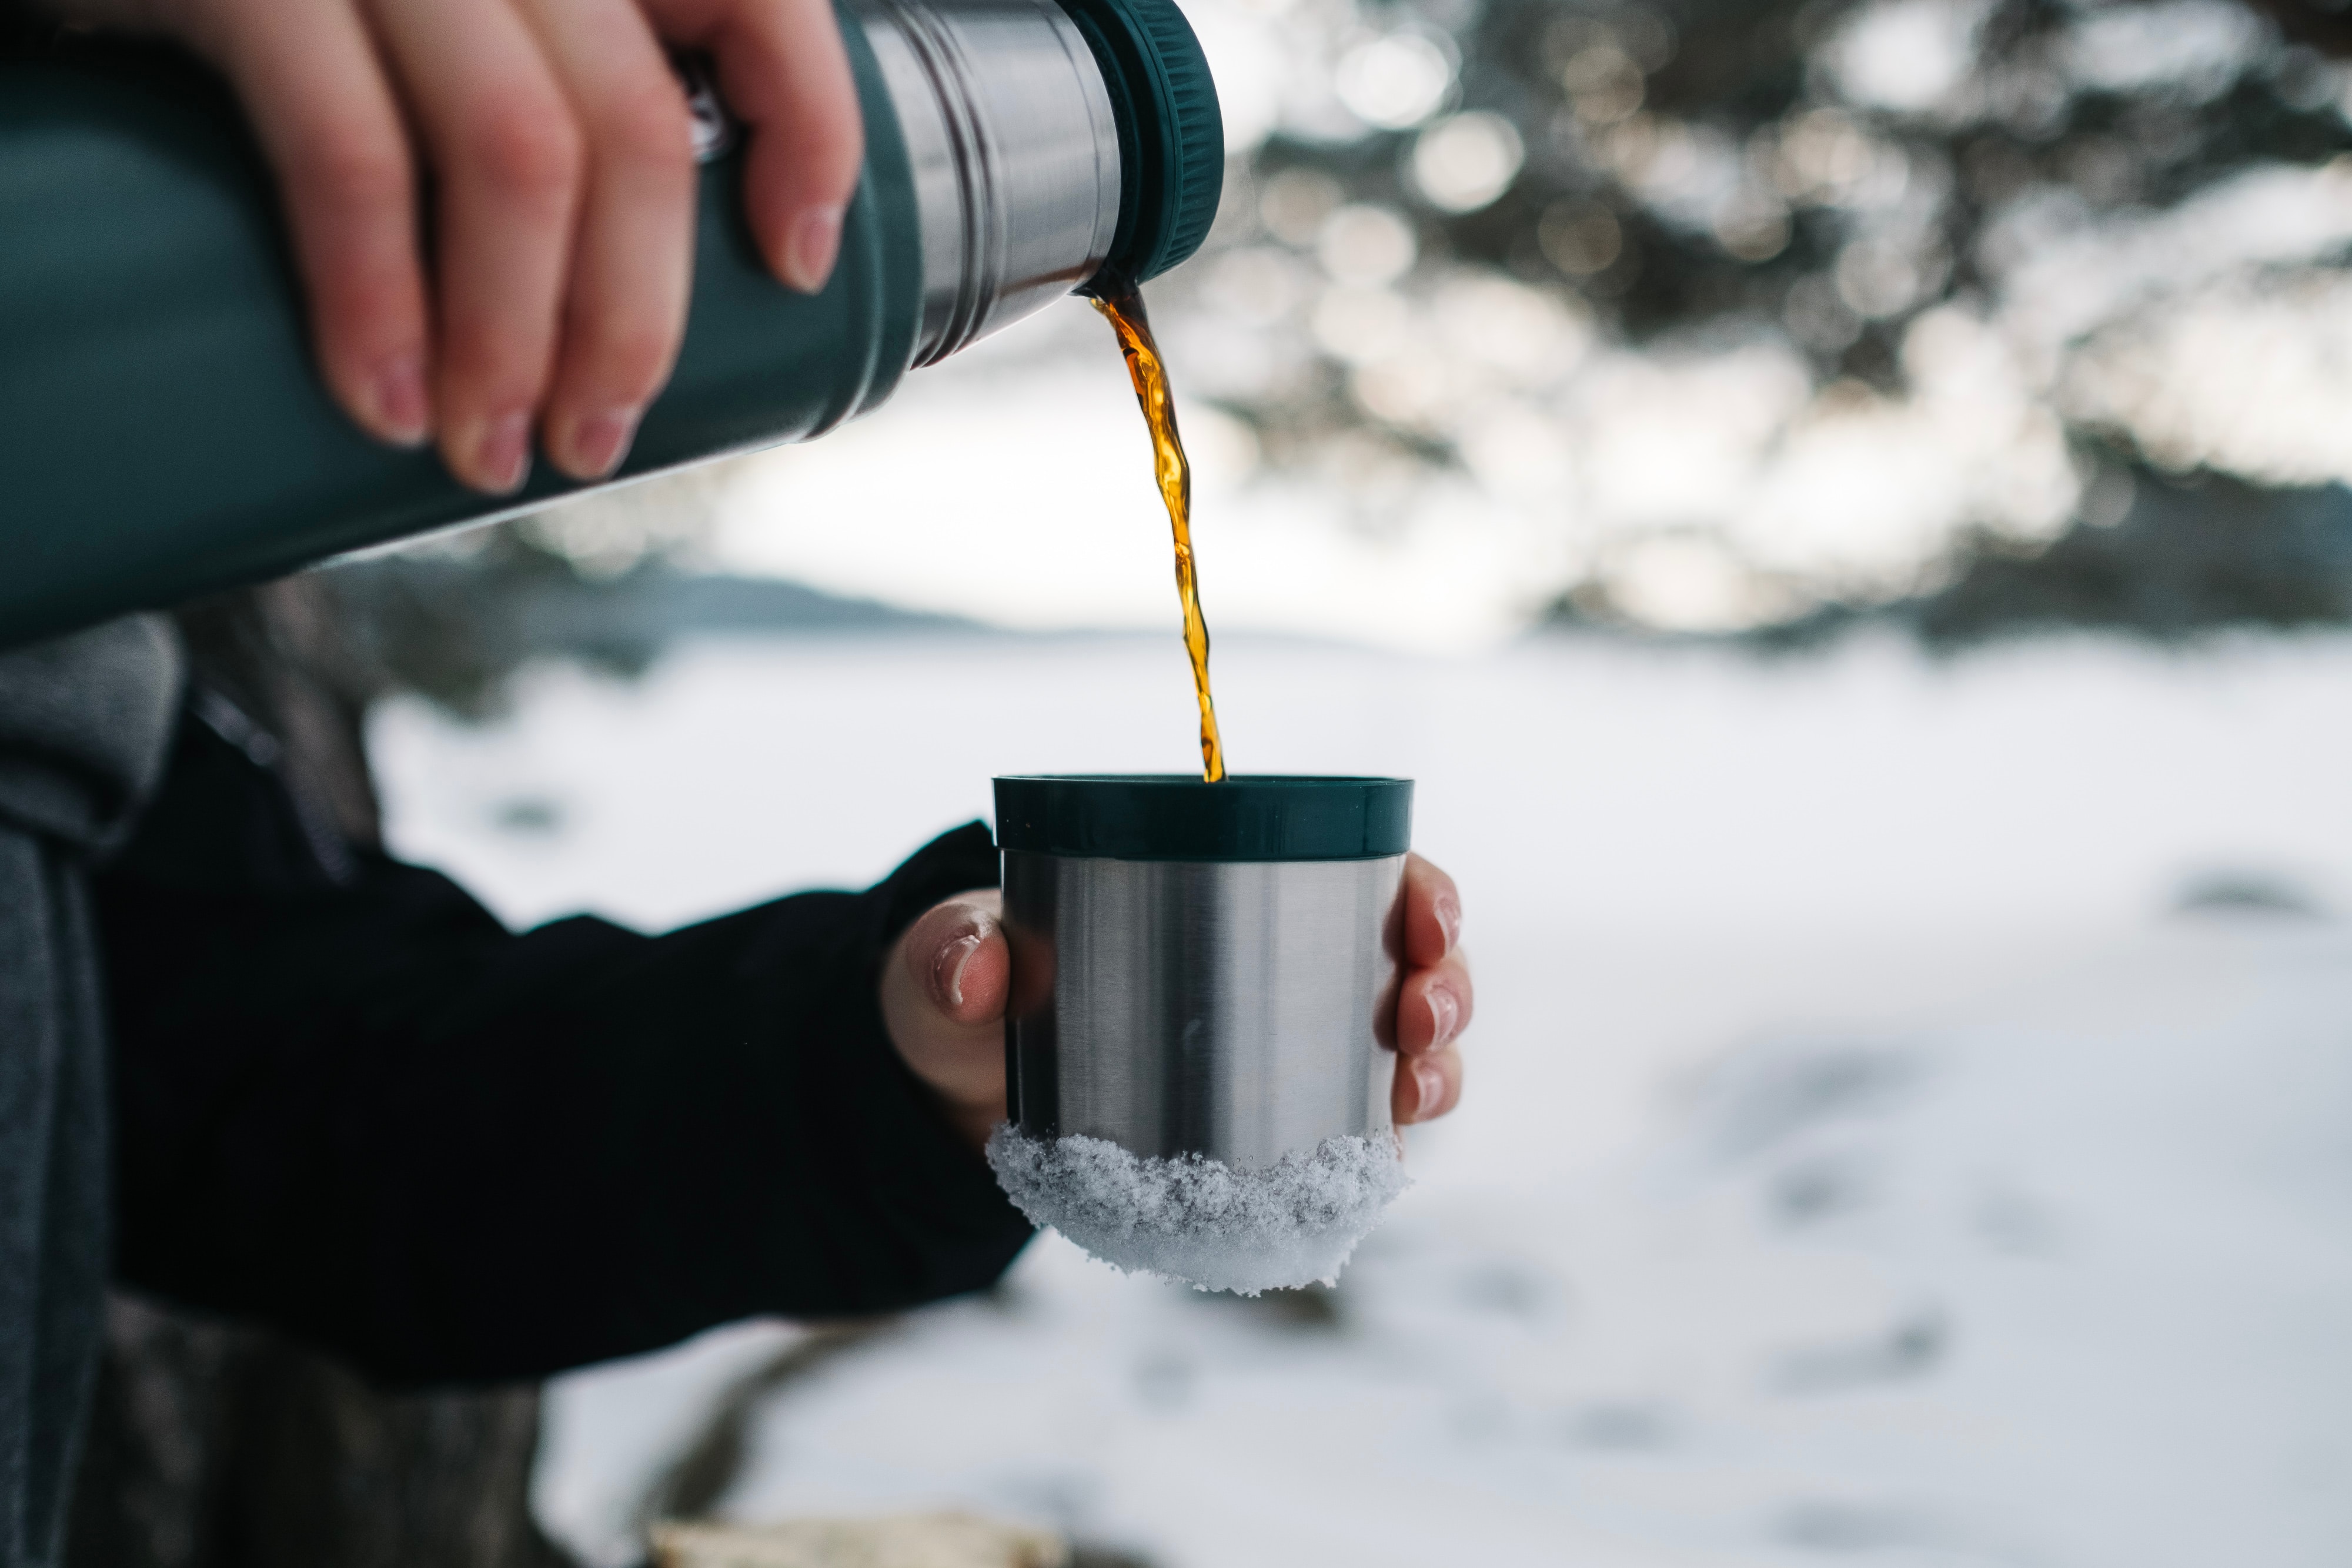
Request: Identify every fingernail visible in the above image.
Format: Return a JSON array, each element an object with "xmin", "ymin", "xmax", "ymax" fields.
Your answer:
[
  {"xmin": 470, "ymin": 410, "xmax": 532, "ymax": 494},
  {"xmin": 782, "ymin": 204, "xmax": 844, "ymax": 294},
  {"xmin": 1426, "ymin": 985, "xmax": 1459, "ymax": 1048},
  {"xmin": 369, "ymin": 353, "xmax": 430, "ymax": 447},
  {"xmin": 931, "ymin": 931, "xmax": 981, "ymax": 1010},
  {"xmin": 566, "ymin": 406, "xmax": 641, "ymax": 480},
  {"xmin": 1414, "ymin": 1061, "xmax": 1446, "ymax": 1118},
  {"xmin": 1434, "ymin": 894, "xmax": 1462, "ymax": 954}
]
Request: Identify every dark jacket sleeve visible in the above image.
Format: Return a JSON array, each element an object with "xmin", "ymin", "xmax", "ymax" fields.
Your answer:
[
  {"xmin": 92, "ymin": 701, "xmax": 1031, "ymax": 1388},
  {"xmin": 0, "ymin": 1, "xmax": 56, "ymax": 53}
]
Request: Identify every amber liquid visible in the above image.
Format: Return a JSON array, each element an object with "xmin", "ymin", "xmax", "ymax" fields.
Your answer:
[{"xmin": 1093, "ymin": 278, "xmax": 1227, "ymax": 783}]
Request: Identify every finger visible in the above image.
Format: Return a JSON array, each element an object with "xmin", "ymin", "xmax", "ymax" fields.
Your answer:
[
  {"xmin": 201, "ymin": 0, "xmax": 432, "ymax": 446},
  {"xmin": 899, "ymin": 895, "xmax": 1010, "ymax": 1027},
  {"xmin": 512, "ymin": 0, "xmax": 697, "ymax": 479},
  {"xmin": 1394, "ymin": 1041, "xmax": 1462, "ymax": 1125},
  {"xmin": 650, "ymin": 0, "xmax": 863, "ymax": 291},
  {"xmin": 1394, "ymin": 953, "xmax": 1474, "ymax": 1057},
  {"xmin": 366, "ymin": 0, "xmax": 586, "ymax": 493},
  {"xmin": 1402, "ymin": 852, "xmax": 1464, "ymax": 969}
]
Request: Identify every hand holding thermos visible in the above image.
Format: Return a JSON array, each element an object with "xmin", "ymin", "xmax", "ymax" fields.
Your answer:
[{"xmin": 44, "ymin": 0, "xmax": 865, "ymax": 490}]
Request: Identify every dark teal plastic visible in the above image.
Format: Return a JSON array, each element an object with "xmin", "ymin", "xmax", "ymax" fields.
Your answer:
[
  {"xmin": 994, "ymin": 775, "xmax": 1414, "ymax": 861},
  {"xmin": 1063, "ymin": 0, "xmax": 1224, "ymax": 286},
  {"xmin": 0, "ymin": 25, "xmax": 922, "ymax": 652}
]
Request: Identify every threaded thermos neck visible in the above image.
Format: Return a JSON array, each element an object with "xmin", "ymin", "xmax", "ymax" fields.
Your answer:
[{"xmin": 856, "ymin": 0, "xmax": 1224, "ymax": 366}]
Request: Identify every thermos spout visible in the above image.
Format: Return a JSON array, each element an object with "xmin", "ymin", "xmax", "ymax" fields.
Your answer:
[
  {"xmin": 860, "ymin": 0, "xmax": 1122, "ymax": 364},
  {"xmin": 858, "ymin": 0, "xmax": 1225, "ymax": 362}
]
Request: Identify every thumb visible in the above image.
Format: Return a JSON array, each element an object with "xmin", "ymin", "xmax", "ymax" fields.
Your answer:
[
  {"xmin": 878, "ymin": 891, "xmax": 1009, "ymax": 1147},
  {"xmin": 902, "ymin": 895, "xmax": 1009, "ymax": 1026}
]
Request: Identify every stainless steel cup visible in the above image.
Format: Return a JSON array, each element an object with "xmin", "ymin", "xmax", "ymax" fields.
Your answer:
[{"xmin": 995, "ymin": 775, "xmax": 1414, "ymax": 1171}]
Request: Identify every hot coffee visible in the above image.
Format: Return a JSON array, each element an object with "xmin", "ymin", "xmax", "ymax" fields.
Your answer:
[{"xmin": 1092, "ymin": 276, "xmax": 1227, "ymax": 783}]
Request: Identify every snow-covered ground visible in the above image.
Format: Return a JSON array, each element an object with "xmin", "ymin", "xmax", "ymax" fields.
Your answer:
[{"xmin": 371, "ymin": 628, "xmax": 2352, "ymax": 1568}]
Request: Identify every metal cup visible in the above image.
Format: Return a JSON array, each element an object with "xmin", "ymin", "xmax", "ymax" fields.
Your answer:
[{"xmin": 995, "ymin": 775, "xmax": 1414, "ymax": 1170}]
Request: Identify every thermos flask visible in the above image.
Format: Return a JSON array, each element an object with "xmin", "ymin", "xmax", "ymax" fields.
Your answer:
[{"xmin": 0, "ymin": 0, "xmax": 1222, "ymax": 649}]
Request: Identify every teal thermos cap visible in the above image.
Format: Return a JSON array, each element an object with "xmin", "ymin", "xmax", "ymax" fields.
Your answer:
[{"xmin": 1060, "ymin": 0, "xmax": 1225, "ymax": 285}]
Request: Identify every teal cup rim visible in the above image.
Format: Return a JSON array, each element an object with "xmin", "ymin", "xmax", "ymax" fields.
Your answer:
[{"xmin": 993, "ymin": 773, "xmax": 1413, "ymax": 862}]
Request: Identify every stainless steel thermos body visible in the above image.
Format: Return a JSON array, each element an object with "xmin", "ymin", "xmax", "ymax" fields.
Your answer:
[
  {"xmin": 0, "ymin": 0, "xmax": 1220, "ymax": 649},
  {"xmin": 995, "ymin": 775, "xmax": 1416, "ymax": 1172}
]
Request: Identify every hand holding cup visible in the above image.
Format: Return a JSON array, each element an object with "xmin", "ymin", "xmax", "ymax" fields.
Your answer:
[{"xmin": 883, "ymin": 852, "xmax": 1471, "ymax": 1151}]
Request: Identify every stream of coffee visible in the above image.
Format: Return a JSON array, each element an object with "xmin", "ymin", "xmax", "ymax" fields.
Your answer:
[{"xmin": 1092, "ymin": 277, "xmax": 1227, "ymax": 783}]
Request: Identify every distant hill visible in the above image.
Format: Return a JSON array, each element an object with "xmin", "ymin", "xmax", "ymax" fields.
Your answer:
[
  {"xmin": 325, "ymin": 543, "xmax": 980, "ymax": 716},
  {"xmin": 1895, "ymin": 469, "xmax": 2352, "ymax": 647},
  {"xmin": 1552, "ymin": 466, "xmax": 2352, "ymax": 653}
]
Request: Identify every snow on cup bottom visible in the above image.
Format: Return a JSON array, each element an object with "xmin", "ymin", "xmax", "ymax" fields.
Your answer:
[
  {"xmin": 990, "ymin": 774, "xmax": 1416, "ymax": 1293},
  {"xmin": 986, "ymin": 1125, "xmax": 1409, "ymax": 1294}
]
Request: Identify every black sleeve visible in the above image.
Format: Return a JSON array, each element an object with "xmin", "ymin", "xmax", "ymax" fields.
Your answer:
[
  {"xmin": 93, "ymin": 703, "xmax": 1031, "ymax": 1388},
  {"xmin": 0, "ymin": 2, "xmax": 52, "ymax": 53}
]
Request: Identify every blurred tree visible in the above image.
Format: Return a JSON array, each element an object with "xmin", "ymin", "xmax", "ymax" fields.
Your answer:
[
  {"xmin": 1170, "ymin": 0, "xmax": 2352, "ymax": 635},
  {"xmin": 1756, "ymin": 450, "xmax": 2352, "ymax": 644}
]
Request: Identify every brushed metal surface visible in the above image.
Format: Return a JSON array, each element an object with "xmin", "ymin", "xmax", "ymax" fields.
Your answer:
[
  {"xmin": 857, "ymin": 0, "xmax": 1121, "ymax": 365},
  {"xmin": 1004, "ymin": 851, "xmax": 1406, "ymax": 1170}
]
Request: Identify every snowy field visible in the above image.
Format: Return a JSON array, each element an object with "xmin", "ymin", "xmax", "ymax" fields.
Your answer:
[{"xmin": 370, "ymin": 628, "xmax": 2352, "ymax": 1568}]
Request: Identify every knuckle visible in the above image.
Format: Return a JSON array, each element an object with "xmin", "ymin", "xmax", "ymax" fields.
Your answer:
[
  {"xmin": 441, "ymin": 322, "xmax": 549, "ymax": 394},
  {"xmin": 566, "ymin": 312, "xmax": 680, "ymax": 399},
  {"xmin": 466, "ymin": 96, "xmax": 584, "ymax": 202},
  {"xmin": 288, "ymin": 131, "xmax": 410, "ymax": 214},
  {"xmin": 602, "ymin": 325, "xmax": 680, "ymax": 392},
  {"xmin": 318, "ymin": 273, "xmax": 416, "ymax": 344},
  {"xmin": 595, "ymin": 83, "xmax": 696, "ymax": 178}
]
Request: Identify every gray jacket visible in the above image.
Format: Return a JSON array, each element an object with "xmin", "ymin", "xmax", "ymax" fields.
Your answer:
[{"xmin": 0, "ymin": 617, "xmax": 179, "ymax": 1568}]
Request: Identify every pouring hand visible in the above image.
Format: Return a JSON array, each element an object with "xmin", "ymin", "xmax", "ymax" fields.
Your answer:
[
  {"xmin": 878, "ymin": 854, "xmax": 1474, "ymax": 1154},
  {"xmin": 42, "ymin": 0, "xmax": 861, "ymax": 490}
]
